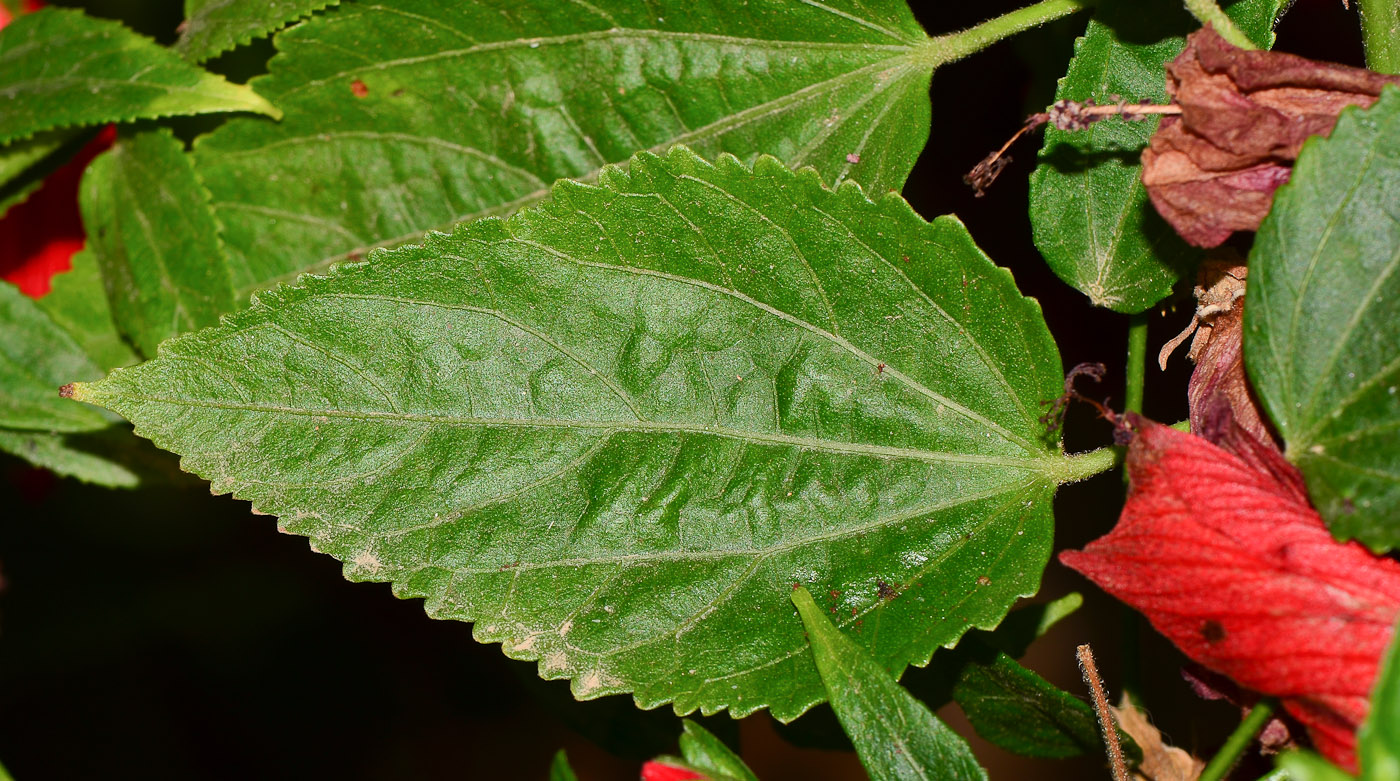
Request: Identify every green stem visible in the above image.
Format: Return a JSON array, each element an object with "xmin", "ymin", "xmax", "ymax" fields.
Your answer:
[
  {"xmin": 1056, "ymin": 445, "xmax": 1122, "ymax": 483},
  {"xmin": 1182, "ymin": 0, "xmax": 1258, "ymax": 49},
  {"xmin": 1199, "ymin": 700, "xmax": 1278, "ymax": 781},
  {"xmin": 917, "ymin": 0, "xmax": 1098, "ymax": 67},
  {"xmin": 1359, "ymin": 0, "xmax": 1400, "ymax": 73},
  {"xmin": 1124, "ymin": 313, "xmax": 1148, "ymax": 414}
]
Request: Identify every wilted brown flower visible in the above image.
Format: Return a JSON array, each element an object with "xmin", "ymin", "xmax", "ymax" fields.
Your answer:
[{"xmin": 1141, "ymin": 26, "xmax": 1400, "ymax": 247}]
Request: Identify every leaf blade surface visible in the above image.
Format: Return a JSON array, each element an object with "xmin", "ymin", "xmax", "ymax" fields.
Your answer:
[
  {"xmin": 1245, "ymin": 87, "xmax": 1400, "ymax": 549},
  {"xmin": 74, "ymin": 149, "xmax": 1071, "ymax": 717},
  {"xmin": 175, "ymin": 0, "xmax": 341, "ymax": 63}
]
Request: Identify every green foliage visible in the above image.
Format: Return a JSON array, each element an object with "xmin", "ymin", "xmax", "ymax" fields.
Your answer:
[
  {"xmin": 548, "ymin": 749, "xmax": 579, "ymax": 781},
  {"xmin": 175, "ymin": 0, "xmax": 341, "ymax": 63},
  {"xmin": 80, "ymin": 127, "xmax": 235, "ymax": 357},
  {"xmin": 188, "ymin": 0, "xmax": 938, "ymax": 298},
  {"xmin": 950, "ymin": 649, "xmax": 1099, "ymax": 758},
  {"xmin": 0, "ymin": 129, "xmax": 79, "ymax": 214},
  {"xmin": 71, "ymin": 147, "xmax": 1101, "ymax": 717},
  {"xmin": 1246, "ymin": 88, "xmax": 1400, "ymax": 551},
  {"xmin": 0, "ymin": 8, "xmax": 280, "ymax": 146},
  {"xmin": 793, "ymin": 586, "xmax": 986, "ymax": 781},
  {"xmin": 674, "ymin": 720, "xmax": 759, "ymax": 781},
  {"xmin": 1027, "ymin": 0, "xmax": 1282, "ymax": 312},
  {"xmin": 0, "ymin": 278, "xmax": 109, "ymax": 433}
]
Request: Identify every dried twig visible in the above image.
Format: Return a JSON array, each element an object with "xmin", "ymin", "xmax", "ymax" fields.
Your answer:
[{"xmin": 965, "ymin": 99, "xmax": 1183, "ymax": 196}]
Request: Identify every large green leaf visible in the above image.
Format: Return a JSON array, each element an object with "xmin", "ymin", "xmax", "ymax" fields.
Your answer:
[
  {"xmin": 190, "ymin": 0, "xmax": 946, "ymax": 298},
  {"xmin": 175, "ymin": 0, "xmax": 341, "ymax": 63},
  {"xmin": 1027, "ymin": 0, "xmax": 1283, "ymax": 312},
  {"xmin": 71, "ymin": 148, "xmax": 1105, "ymax": 716},
  {"xmin": 0, "ymin": 8, "xmax": 280, "ymax": 145},
  {"xmin": 1245, "ymin": 88, "xmax": 1400, "ymax": 551},
  {"xmin": 80, "ymin": 127, "xmax": 235, "ymax": 357},
  {"xmin": 793, "ymin": 587, "xmax": 986, "ymax": 781}
]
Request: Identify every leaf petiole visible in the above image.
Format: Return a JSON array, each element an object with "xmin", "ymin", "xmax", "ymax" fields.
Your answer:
[
  {"xmin": 1181, "ymin": 0, "xmax": 1258, "ymax": 49},
  {"xmin": 1358, "ymin": 0, "xmax": 1400, "ymax": 73},
  {"xmin": 916, "ymin": 0, "xmax": 1099, "ymax": 68},
  {"xmin": 1199, "ymin": 699, "xmax": 1278, "ymax": 781}
]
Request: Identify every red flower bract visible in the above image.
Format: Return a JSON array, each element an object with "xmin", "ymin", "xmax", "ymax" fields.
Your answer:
[
  {"xmin": 1060, "ymin": 416, "xmax": 1400, "ymax": 771},
  {"xmin": 640, "ymin": 760, "xmax": 706, "ymax": 781}
]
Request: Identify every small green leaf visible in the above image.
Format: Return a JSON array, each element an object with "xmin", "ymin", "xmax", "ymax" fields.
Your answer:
[
  {"xmin": 175, "ymin": 0, "xmax": 341, "ymax": 63},
  {"xmin": 1245, "ymin": 87, "xmax": 1400, "ymax": 550},
  {"xmin": 80, "ymin": 127, "xmax": 235, "ymax": 357},
  {"xmin": 1027, "ymin": 0, "xmax": 1282, "ymax": 312},
  {"xmin": 0, "ymin": 7, "xmax": 281, "ymax": 146},
  {"xmin": 1359, "ymin": 616, "xmax": 1400, "ymax": 779},
  {"xmin": 72, "ymin": 148, "xmax": 1095, "ymax": 716},
  {"xmin": 792, "ymin": 587, "xmax": 987, "ymax": 781},
  {"xmin": 35, "ymin": 247, "xmax": 141, "ymax": 373},
  {"xmin": 191, "ymin": 0, "xmax": 940, "ymax": 297},
  {"xmin": 1276, "ymin": 750, "xmax": 1354, "ymax": 781},
  {"xmin": 0, "ymin": 280, "xmax": 108, "ymax": 433},
  {"xmin": 0, "ymin": 128, "xmax": 86, "ymax": 215},
  {"xmin": 678, "ymin": 719, "xmax": 758, "ymax": 781},
  {"xmin": 951, "ymin": 650, "xmax": 1099, "ymax": 759},
  {"xmin": 548, "ymin": 749, "xmax": 579, "ymax": 781}
]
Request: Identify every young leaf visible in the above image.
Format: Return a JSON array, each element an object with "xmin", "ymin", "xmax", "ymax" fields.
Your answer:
[
  {"xmin": 79, "ymin": 127, "xmax": 235, "ymax": 357},
  {"xmin": 677, "ymin": 720, "xmax": 758, "ymax": 781},
  {"xmin": 1244, "ymin": 87, "xmax": 1400, "ymax": 551},
  {"xmin": 175, "ymin": 0, "xmax": 341, "ymax": 64},
  {"xmin": 792, "ymin": 586, "xmax": 987, "ymax": 781},
  {"xmin": 0, "ymin": 8, "xmax": 280, "ymax": 145},
  {"xmin": 549, "ymin": 749, "xmax": 579, "ymax": 781},
  {"xmin": 70, "ymin": 148, "xmax": 1097, "ymax": 718},
  {"xmin": 1027, "ymin": 0, "xmax": 1282, "ymax": 312},
  {"xmin": 190, "ymin": 0, "xmax": 941, "ymax": 298},
  {"xmin": 951, "ymin": 649, "xmax": 1100, "ymax": 759},
  {"xmin": 35, "ymin": 247, "xmax": 140, "ymax": 373}
]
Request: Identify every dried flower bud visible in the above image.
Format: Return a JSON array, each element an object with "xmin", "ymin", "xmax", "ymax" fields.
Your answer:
[{"xmin": 1141, "ymin": 26, "xmax": 1400, "ymax": 247}]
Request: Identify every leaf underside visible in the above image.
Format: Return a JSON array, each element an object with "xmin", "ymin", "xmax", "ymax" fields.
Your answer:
[
  {"xmin": 1028, "ymin": 0, "xmax": 1282, "ymax": 313},
  {"xmin": 190, "ymin": 0, "xmax": 935, "ymax": 299},
  {"xmin": 75, "ymin": 148, "xmax": 1071, "ymax": 718},
  {"xmin": 0, "ymin": 7, "xmax": 279, "ymax": 146},
  {"xmin": 1245, "ymin": 88, "xmax": 1400, "ymax": 551}
]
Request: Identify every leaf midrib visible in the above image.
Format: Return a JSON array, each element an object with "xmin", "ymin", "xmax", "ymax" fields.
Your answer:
[{"xmin": 103, "ymin": 391, "xmax": 1056, "ymax": 471}]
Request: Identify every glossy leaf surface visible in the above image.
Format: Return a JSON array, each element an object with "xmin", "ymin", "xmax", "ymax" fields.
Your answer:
[
  {"xmin": 175, "ymin": 0, "xmax": 341, "ymax": 63},
  {"xmin": 676, "ymin": 720, "xmax": 757, "ymax": 781},
  {"xmin": 1246, "ymin": 88, "xmax": 1400, "ymax": 550},
  {"xmin": 0, "ymin": 8, "xmax": 280, "ymax": 145},
  {"xmin": 794, "ymin": 587, "xmax": 986, "ymax": 780},
  {"xmin": 1028, "ymin": 0, "xmax": 1282, "ymax": 312},
  {"xmin": 72, "ymin": 149, "xmax": 1090, "ymax": 717},
  {"xmin": 191, "ymin": 0, "xmax": 939, "ymax": 297},
  {"xmin": 80, "ymin": 128, "xmax": 235, "ymax": 357}
]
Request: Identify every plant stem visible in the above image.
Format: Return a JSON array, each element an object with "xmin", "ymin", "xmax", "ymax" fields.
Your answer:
[
  {"xmin": 1359, "ymin": 0, "xmax": 1400, "ymax": 73},
  {"xmin": 1056, "ymin": 445, "xmax": 1121, "ymax": 483},
  {"xmin": 1078, "ymin": 644, "xmax": 1130, "ymax": 781},
  {"xmin": 1199, "ymin": 700, "xmax": 1278, "ymax": 781},
  {"xmin": 1124, "ymin": 313, "xmax": 1148, "ymax": 419},
  {"xmin": 1182, "ymin": 0, "xmax": 1258, "ymax": 49},
  {"xmin": 918, "ymin": 0, "xmax": 1098, "ymax": 67}
]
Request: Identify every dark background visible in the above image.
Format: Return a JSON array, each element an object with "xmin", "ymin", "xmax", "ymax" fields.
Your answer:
[{"xmin": 0, "ymin": 0, "xmax": 1367, "ymax": 778}]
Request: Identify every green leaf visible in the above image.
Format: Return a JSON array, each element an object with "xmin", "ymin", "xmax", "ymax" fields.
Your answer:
[
  {"xmin": 1027, "ymin": 0, "xmax": 1281, "ymax": 312},
  {"xmin": 80, "ymin": 127, "xmax": 235, "ymax": 357},
  {"xmin": 190, "ymin": 0, "xmax": 940, "ymax": 298},
  {"xmin": 0, "ymin": 280, "xmax": 109, "ymax": 433},
  {"xmin": 548, "ymin": 749, "xmax": 578, "ymax": 781},
  {"xmin": 0, "ymin": 7, "xmax": 281, "ymax": 146},
  {"xmin": 678, "ymin": 719, "xmax": 758, "ymax": 781},
  {"xmin": 1245, "ymin": 87, "xmax": 1400, "ymax": 550},
  {"xmin": 71, "ymin": 148, "xmax": 1103, "ymax": 716},
  {"xmin": 35, "ymin": 247, "xmax": 141, "ymax": 373},
  {"xmin": 0, "ymin": 128, "xmax": 85, "ymax": 216},
  {"xmin": 792, "ymin": 587, "xmax": 987, "ymax": 781},
  {"xmin": 951, "ymin": 648, "xmax": 1099, "ymax": 759},
  {"xmin": 1276, "ymin": 750, "xmax": 1354, "ymax": 781},
  {"xmin": 175, "ymin": 0, "xmax": 341, "ymax": 63},
  {"xmin": 1359, "ymin": 616, "xmax": 1400, "ymax": 780}
]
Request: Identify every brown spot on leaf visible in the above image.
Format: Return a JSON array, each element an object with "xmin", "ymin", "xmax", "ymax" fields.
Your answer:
[
  {"xmin": 350, "ymin": 79, "xmax": 369, "ymax": 98},
  {"xmin": 876, "ymin": 579, "xmax": 898, "ymax": 601},
  {"xmin": 976, "ymin": 575, "xmax": 991, "ymax": 587},
  {"xmin": 57, "ymin": 383, "xmax": 76, "ymax": 398}
]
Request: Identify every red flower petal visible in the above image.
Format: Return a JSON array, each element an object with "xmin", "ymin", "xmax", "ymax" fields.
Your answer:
[
  {"xmin": 640, "ymin": 760, "xmax": 706, "ymax": 781},
  {"xmin": 1061, "ymin": 416, "xmax": 1400, "ymax": 771}
]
